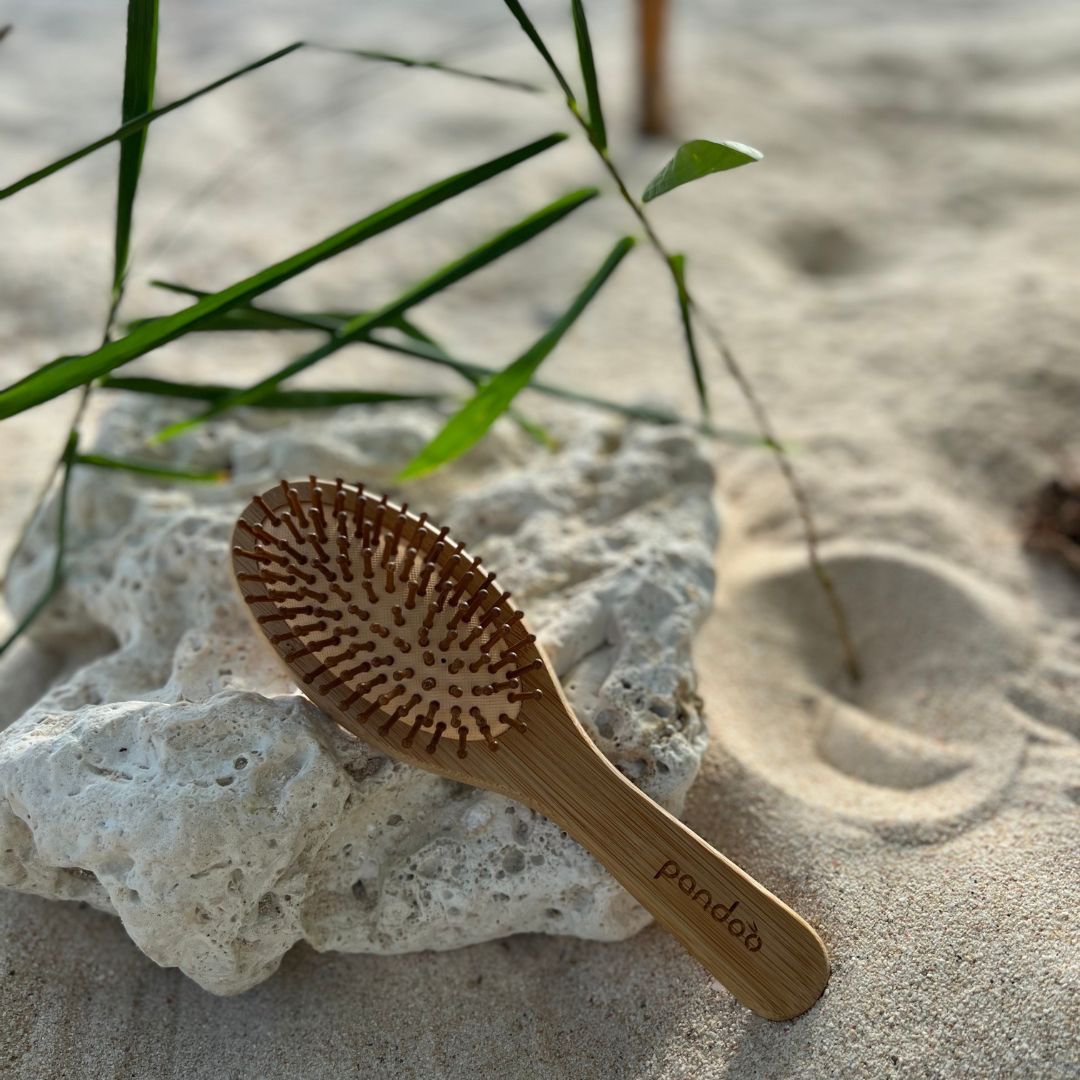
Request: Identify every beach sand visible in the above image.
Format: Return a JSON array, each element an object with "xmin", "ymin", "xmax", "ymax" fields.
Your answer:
[{"xmin": 1, "ymin": 0, "xmax": 1078, "ymax": 1075}]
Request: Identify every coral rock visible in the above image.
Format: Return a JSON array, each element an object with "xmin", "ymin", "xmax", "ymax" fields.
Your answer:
[{"xmin": 0, "ymin": 402, "xmax": 717, "ymax": 993}]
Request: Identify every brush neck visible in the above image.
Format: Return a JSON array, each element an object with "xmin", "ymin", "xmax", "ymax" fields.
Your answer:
[{"xmin": 501, "ymin": 716, "xmax": 829, "ymax": 1020}]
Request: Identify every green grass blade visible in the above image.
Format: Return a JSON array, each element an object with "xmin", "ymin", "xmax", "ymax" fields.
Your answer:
[
  {"xmin": 75, "ymin": 453, "xmax": 227, "ymax": 483},
  {"xmin": 312, "ymin": 44, "xmax": 541, "ymax": 92},
  {"xmin": 570, "ymin": 0, "xmax": 606, "ymax": 150},
  {"xmin": 642, "ymin": 139, "xmax": 762, "ymax": 203},
  {"xmin": 393, "ymin": 315, "xmax": 444, "ymax": 347},
  {"xmin": 126, "ymin": 308, "xmax": 335, "ymax": 333},
  {"xmin": 132, "ymin": 284, "xmax": 346, "ymax": 333},
  {"xmin": 398, "ymin": 235, "xmax": 635, "ymax": 479},
  {"xmin": 0, "ymin": 432, "xmax": 79, "ymax": 660},
  {"xmin": 1, "ymin": 43, "xmax": 304, "ymax": 201},
  {"xmin": 668, "ymin": 253, "xmax": 707, "ymax": 415},
  {"xmin": 113, "ymin": 0, "xmax": 158, "ymax": 298},
  {"xmin": 99, "ymin": 375, "xmax": 443, "ymax": 408},
  {"xmin": 501, "ymin": 0, "xmax": 577, "ymax": 102},
  {"xmin": 142, "ymin": 283, "xmax": 455, "ymax": 345},
  {"xmin": 152, "ymin": 186, "xmax": 600, "ymax": 442},
  {"xmin": 0, "ymin": 133, "xmax": 568, "ymax": 421}
]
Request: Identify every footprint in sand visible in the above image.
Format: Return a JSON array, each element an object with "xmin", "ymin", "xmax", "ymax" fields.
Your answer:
[{"xmin": 704, "ymin": 544, "xmax": 1035, "ymax": 844}]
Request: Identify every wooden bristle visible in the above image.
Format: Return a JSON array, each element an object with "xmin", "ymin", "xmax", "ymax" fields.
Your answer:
[
  {"xmin": 508, "ymin": 688, "xmax": 543, "ymax": 703},
  {"xmin": 474, "ymin": 714, "xmax": 498, "ymax": 749},
  {"xmin": 308, "ymin": 478, "xmax": 322, "ymax": 513},
  {"xmin": 387, "ymin": 503, "xmax": 408, "ymax": 560},
  {"xmin": 447, "ymin": 556, "xmax": 483, "ymax": 607},
  {"xmin": 370, "ymin": 497, "xmax": 388, "ymax": 547},
  {"xmin": 307, "ymin": 533, "xmax": 330, "ymax": 564},
  {"xmin": 253, "ymin": 495, "xmax": 280, "ymax": 526},
  {"xmin": 290, "ymin": 634, "xmax": 341, "ymax": 659},
  {"xmin": 282, "ymin": 482, "xmax": 308, "ymax": 528},
  {"xmin": 425, "ymin": 722, "xmax": 446, "ymax": 753},
  {"xmin": 281, "ymin": 512, "xmax": 305, "ymax": 545},
  {"xmin": 508, "ymin": 659, "xmax": 543, "ymax": 680},
  {"xmin": 402, "ymin": 714, "xmax": 426, "ymax": 748},
  {"xmin": 311, "ymin": 510, "xmax": 328, "ymax": 545},
  {"xmin": 352, "ymin": 483, "xmax": 367, "ymax": 542},
  {"xmin": 301, "ymin": 662, "xmax": 329, "ymax": 685}
]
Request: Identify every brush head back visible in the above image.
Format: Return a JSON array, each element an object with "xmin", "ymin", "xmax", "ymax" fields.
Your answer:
[{"xmin": 231, "ymin": 479, "xmax": 552, "ymax": 785}]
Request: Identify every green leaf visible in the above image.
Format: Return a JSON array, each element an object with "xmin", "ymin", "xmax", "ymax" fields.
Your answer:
[
  {"xmin": 570, "ymin": 0, "xmax": 606, "ymax": 150},
  {"xmin": 312, "ymin": 44, "xmax": 541, "ymax": 92},
  {"xmin": 0, "ymin": 133, "xmax": 568, "ymax": 420},
  {"xmin": 140, "ymin": 285, "xmax": 442, "ymax": 344},
  {"xmin": 99, "ymin": 375, "xmax": 443, "ymax": 409},
  {"xmin": 1, "ymin": 43, "xmax": 304, "ymax": 202},
  {"xmin": 501, "ymin": 0, "xmax": 577, "ymax": 102},
  {"xmin": 143, "ymin": 283, "xmax": 434, "ymax": 345},
  {"xmin": 152, "ymin": 186, "xmax": 600, "ymax": 442},
  {"xmin": 75, "ymin": 453, "xmax": 228, "ymax": 483},
  {"xmin": 134, "ymin": 283, "xmax": 349, "ymax": 334},
  {"xmin": 398, "ymin": 235, "xmax": 635, "ymax": 480},
  {"xmin": 126, "ymin": 307, "xmax": 336, "ymax": 334},
  {"xmin": 668, "ymin": 253, "xmax": 707, "ymax": 415},
  {"xmin": 642, "ymin": 139, "xmax": 762, "ymax": 203},
  {"xmin": 113, "ymin": 0, "xmax": 158, "ymax": 298}
]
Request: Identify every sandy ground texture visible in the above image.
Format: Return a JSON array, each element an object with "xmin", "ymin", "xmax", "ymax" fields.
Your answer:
[{"xmin": 2, "ymin": 0, "xmax": 1079, "ymax": 1076}]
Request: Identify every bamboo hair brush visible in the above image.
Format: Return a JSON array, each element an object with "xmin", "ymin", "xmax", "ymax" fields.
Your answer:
[{"xmin": 232, "ymin": 478, "xmax": 829, "ymax": 1020}]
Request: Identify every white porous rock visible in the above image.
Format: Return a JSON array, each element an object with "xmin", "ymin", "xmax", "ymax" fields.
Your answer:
[{"xmin": 0, "ymin": 400, "xmax": 718, "ymax": 994}]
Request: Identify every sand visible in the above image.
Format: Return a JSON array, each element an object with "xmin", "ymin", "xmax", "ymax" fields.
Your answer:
[{"xmin": 1, "ymin": 0, "xmax": 1078, "ymax": 1075}]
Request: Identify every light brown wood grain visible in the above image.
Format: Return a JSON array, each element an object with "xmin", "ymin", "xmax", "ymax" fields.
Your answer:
[{"xmin": 232, "ymin": 479, "xmax": 830, "ymax": 1020}]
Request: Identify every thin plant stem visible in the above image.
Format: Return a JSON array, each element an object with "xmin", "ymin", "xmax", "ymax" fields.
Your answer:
[
  {"xmin": 694, "ymin": 307, "xmax": 862, "ymax": 681},
  {"xmin": 0, "ymin": 430, "xmax": 79, "ymax": 659},
  {"xmin": 503, "ymin": 0, "xmax": 861, "ymax": 682}
]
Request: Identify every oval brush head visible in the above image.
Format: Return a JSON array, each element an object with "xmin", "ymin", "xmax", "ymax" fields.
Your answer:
[
  {"xmin": 232, "ymin": 478, "xmax": 539, "ymax": 774},
  {"xmin": 232, "ymin": 478, "xmax": 830, "ymax": 1021}
]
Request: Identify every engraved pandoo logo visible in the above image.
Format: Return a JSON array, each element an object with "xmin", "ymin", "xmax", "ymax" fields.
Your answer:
[{"xmin": 655, "ymin": 859, "xmax": 762, "ymax": 952}]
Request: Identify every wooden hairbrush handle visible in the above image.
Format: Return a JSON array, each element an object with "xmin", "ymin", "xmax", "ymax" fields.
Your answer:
[{"xmin": 503, "ymin": 714, "xmax": 830, "ymax": 1021}]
